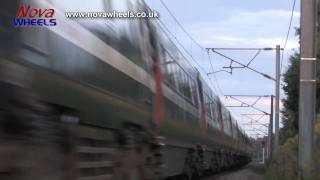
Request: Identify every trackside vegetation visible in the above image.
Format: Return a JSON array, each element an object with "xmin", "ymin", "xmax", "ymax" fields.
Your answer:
[{"xmin": 265, "ymin": 3, "xmax": 320, "ymax": 178}]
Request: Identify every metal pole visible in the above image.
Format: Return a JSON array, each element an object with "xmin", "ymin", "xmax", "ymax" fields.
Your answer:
[
  {"xmin": 268, "ymin": 95, "xmax": 274, "ymax": 160},
  {"xmin": 274, "ymin": 45, "xmax": 280, "ymax": 152},
  {"xmin": 299, "ymin": 0, "xmax": 317, "ymax": 178}
]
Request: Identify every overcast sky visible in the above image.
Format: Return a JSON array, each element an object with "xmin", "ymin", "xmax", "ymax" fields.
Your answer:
[{"xmin": 146, "ymin": 0, "xmax": 300, "ymax": 138}]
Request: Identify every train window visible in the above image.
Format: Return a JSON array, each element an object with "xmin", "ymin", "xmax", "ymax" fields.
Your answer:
[
  {"xmin": 176, "ymin": 68, "xmax": 182, "ymax": 91},
  {"xmin": 229, "ymin": 113, "xmax": 233, "ymax": 136},
  {"xmin": 137, "ymin": 18, "xmax": 153, "ymax": 69},
  {"xmin": 162, "ymin": 49, "xmax": 176, "ymax": 88},
  {"xmin": 178, "ymin": 71, "xmax": 184, "ymax": 95},
  {"xmin": 163, "ymin": 52, "xmax": 170, "ymax": 78},
  {"xmin": 206, "ymin": 96, "xmax": 211, "ymax": 117},
  {"xmin": 209, "ymin": 102, "xmax": 214, "ymax": 118},
  {"xmin": 191, "ymin": 81, "xmax": 199, "ymax": 107},
  {"xmin": 179, "ymin": 69, "xmax": 185, "ymax": 93},
  {"xmin": 173, "ymin": 64, "xmax": 180, "ymax": 90},
  {"xmin": 179, "ymin": 70, "xmax": 184, "ymax": 93},
  {"xmin": 221, "ymin": 108, "xmax": 230, "ymax": 134},
  {"xmin": 160, "ymin": 47, "xmax": 199, "ymax": 107},
  {"xmin": 160, "ymin": 45, "xmax": 168, "ymax": 75},
  {"xmin": 188, "ymin": 77, "xmax": 195, "ymax": 103},
  {"xmin": 166, "ymin": 63, "xmax": 173, "ymax": 85},
  {"xmin": 56, "ymin": 0, "xmax": 147, "ymax": 70},
  {"xmin": 187, "ymin": 77, "xmax": 193, "ymax": 100},
  {"xmin": 167, "ymin": 63, "xmax": 175, "ymax": 87},
  {"xmin": 187, "ymin": 78, "xmax": 193, "ymax": 103},
  {"xmin": 209, "ymin": 100, "xmax": 218, "ymax": 129},
  {"xmin": 204, "ymin": 94, "xmax": 212, "ymax": 118},
  {"xmin": 169, "ymin": 63, "xmax": 178, "ymax": 89},
  {"xmin": 179, "ymin": 71, "xmax": 191, "ymax": 100}
]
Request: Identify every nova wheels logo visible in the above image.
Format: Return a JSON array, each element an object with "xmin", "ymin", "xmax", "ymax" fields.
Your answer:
[{"xmin": 13, "ymin": 4, "xmax": 57, "ymax": 27}]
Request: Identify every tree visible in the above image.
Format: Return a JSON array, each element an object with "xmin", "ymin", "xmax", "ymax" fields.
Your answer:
[
  {"xmin": 280, "ymin": 53, "xmax": 300, "ymax": 144},
  {"xmin": 280, "ymin": 2, "xmax": 320, "ymax": 144}
]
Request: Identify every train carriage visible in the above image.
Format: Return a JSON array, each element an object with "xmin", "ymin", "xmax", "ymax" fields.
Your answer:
[{"xmin": 0, "ymin": 0, "xmax": 252, "ymax": 179}]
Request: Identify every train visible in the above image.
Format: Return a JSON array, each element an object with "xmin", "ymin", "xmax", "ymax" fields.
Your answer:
[{"xmin": 0, "ymin": 0, "xmax": 252, "ymax": 179}]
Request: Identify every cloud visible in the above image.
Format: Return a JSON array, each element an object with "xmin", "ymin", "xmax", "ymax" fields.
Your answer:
[
  {"xmin": 149, "ymin": 2, "xmax": 296, "ymax": 138},
  {"xmin": 155, "ymin": 7, "xmax": 296, "ymax": 137},
  {"xmin": 203, "ymin": 36, "xmax": 244, "ymax": 45},
  {"xmin": 238, "ymin": 9, "xmax": 300, "ymax": 20},
  {"xmin": 202, "ymin": 36, "xmax": 299, "ymax": 49},
  {"xmin": 220, "ymin": 96, "xmax": 283, "ymax": 107},
  {"xmin": 255, "ymin": 37, "xmax": 299, "ymax": 49},
  {"xmin": 185, "ymin": 9, "xmax": 300, "ymax": 49}
]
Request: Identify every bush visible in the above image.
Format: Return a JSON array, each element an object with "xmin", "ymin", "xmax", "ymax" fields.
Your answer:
[
  {"xmin": 264, "ymin": 136, "xmax": 298, "ymax": 180},
  {"xmin": 265, "ymin": 120, "xmax": 320, "ymax": 180},
  {"xmin": 310, "ymin": 121, "xmax": 320, "ymax": 179}
]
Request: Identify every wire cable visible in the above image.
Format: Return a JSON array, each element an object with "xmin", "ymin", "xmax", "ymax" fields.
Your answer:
[
  {"xmin": 280, "ymin": 0, "xmax": 297, "ymax": 73},
  {"xmin": 159, "ymin": 0, "xmax": 205, "ymax": 50},
  {"xmin": 155, "ymin": 0, "xmax": 256, "ymax": 137},
  {"xmin": 207, "ymin": 51, "xmax": 224, "ymax": 95},
  {"xmin": 157, "ymin": 20, "xmax": 206, "ymax": 73},
  {"xmin": 157, "ymin": 19, "xmax": 220, "ymax": 95},
  {"xmin": 158, "ymin": 0, "xmax": 225, "ymax": 96}
]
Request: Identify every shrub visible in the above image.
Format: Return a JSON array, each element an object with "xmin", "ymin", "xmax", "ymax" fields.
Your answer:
[
  {"xmin": 265, "ymin": 120, "xmax": 320, "ymax": 180},
  {"xmin": 264, "ymin": 136, "xmax": 298, "ymax": 180}
]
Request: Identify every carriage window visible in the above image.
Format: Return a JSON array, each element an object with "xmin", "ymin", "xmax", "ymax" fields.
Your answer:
[
  {"xmin": 161, "ymin": 47, "xmax": 198, "ymax": 106},
  {"xmin": 178, "ymin": 70, "xmax": 191, "ymax": 100},
  {"xmin": 191, "ymin": 81, "xmax": 199, "ymax": 107},
  {"xmin": 210, "ymin": 100, "xmax": 219, "ymax": 129},
  {"xmin": 204, "ymin": 93, "xmax": 212, "ymax": 118}
]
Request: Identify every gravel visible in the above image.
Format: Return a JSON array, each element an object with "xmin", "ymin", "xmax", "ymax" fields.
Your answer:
[{"xmin": 202, "ymin": 162, "xmax": 265, "ymax": 180}]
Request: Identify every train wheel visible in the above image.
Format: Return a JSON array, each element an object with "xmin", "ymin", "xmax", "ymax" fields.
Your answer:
[
  {"xmin": 183, "ymin": 148, "xmax": 196, "ymax": 180},
  {"xmin": 0, "ymin": 93, "xmax": 77, "ymax": 180},
  {"xmin": 209, "ymin": 152, "xmax": 217, "ymax": 173},
  {"xmin": 113, "ymin": 124, "xmax": 163, "ymax": 180},
  {"xmin": 184, "ymin": 164, "xmax": 196, "ymax": 180}
]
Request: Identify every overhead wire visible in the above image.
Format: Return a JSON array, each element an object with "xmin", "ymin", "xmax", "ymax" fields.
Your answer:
[
  {"xmin": 207, "ymin": 51, "xmax": 224, "ymax": 95},
  {"xmin": 156, "ymin": 0, "xmax": 225, "ymax": 96},
  {"xmin": 156, "ymin": 0, "xmax": 265, "ymax": 137},
  {"xmin": 157, "ymin": 20, "xmax": 220, "ymax": 95},
  {"xmin": 159, "ymin": 0, "xmax": 205, "ymax": 50},
  {"xmin": 280, "ymin": 0, "xmax": 297, "ymax": 73}
]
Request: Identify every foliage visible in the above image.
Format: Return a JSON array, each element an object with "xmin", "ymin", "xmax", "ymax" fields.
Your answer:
[
  {"xmin": 264, "ymin": 135, "xmax": 298, "ymax": 180},
  {"xmin": 265, "ymin": 120, "xmax": 320, "ymax": 180},
  {"xmin": 265, "ymin": 3, "xmax": 320, "ymax": 179},
  {"xmin": 280, "ymin": 53, "xmax": 300, "ymax": 144},
  {"xmin": 280, "ymin": 1, "xmax": 320, "ymax": 143},
  {"xmin": 310, "ymin": 118, "xmax": 320, "ymax": 179}
]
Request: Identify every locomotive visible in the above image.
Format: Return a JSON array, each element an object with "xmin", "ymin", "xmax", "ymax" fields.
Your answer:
[{"xmin": 0, "ymin": 0, "xmax": 252, "ymax": 179}]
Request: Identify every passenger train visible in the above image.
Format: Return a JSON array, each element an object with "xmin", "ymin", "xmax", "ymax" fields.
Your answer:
[{"xmin": 0, "ymin": 0, "xmax": 252, "ymax": 179}]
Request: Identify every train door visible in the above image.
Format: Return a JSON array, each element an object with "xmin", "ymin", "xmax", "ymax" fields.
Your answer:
[
  {"xmin": 217, "ymin": 100, "xmax": 225, "ymax": 144},
  {"xmin": 138, "ymin": 7, "xmax": 164, "ymax": 128},
  {"xmin": 228, "ymin": 112, "xmax": 234, "ymax": 139},
  {"xmin": 196, "ymin": 76, "xmax": 206, "ymax": 130}
]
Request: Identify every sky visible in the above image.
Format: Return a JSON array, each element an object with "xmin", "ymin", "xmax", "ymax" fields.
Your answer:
[{"xmin": 146, "ymin": 0, "xmax": 300, "ymax": 138}]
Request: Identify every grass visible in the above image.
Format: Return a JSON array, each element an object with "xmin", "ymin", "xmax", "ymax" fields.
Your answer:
[{"xmin": 264, "ymin": 115, "xmax": 320, "ymax": 180}]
